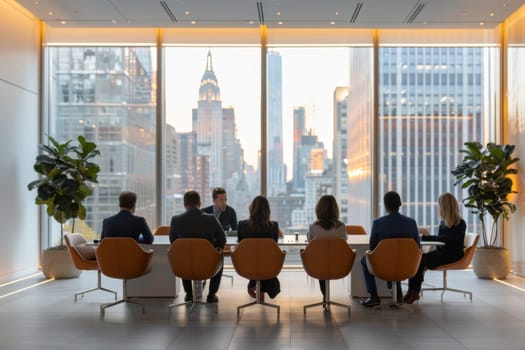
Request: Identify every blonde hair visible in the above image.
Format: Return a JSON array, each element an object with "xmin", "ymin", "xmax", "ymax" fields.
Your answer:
[{"xmin": 438, "ymin": 193, "xmax": 462, "ymax": 227}]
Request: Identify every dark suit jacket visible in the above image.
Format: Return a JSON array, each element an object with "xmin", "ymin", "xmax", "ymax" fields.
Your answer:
[
  {"xmin": 169, "ymin": 208, "xmax": 226, "ymax": 248},
  {"xmin": 202, "ymin": 205, "xmax": 238, "ymax": 231},
  {"xmin": 369, "ymin": 212, "xmax": 420, "ymax": 251},
  {"xmin": 101, "ymin": 210, "xmax": 154, "ymax": 244}
]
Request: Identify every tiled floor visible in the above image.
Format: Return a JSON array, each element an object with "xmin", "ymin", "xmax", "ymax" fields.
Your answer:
[{"xmin": 1, "ymin": 268, "xmax": 525, "ymax": 349}]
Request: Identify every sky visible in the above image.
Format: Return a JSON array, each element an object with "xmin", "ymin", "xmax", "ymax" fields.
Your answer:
[{"xmin": 165, "ymin": 46, "xmax": 350, "ymax": 179}]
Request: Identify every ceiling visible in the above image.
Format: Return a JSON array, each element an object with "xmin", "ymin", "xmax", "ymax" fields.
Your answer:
[{"xmin": 17, "ymin": 0, "xmax": 524, "ymax": 29}]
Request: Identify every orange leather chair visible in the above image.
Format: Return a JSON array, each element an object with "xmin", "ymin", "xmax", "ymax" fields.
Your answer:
[
  {"xmin": 231, "ymin": 238, "xmax": 286, "ymax": 321},
  {"xmin": 366, "ymin": 238, "xmax": 422, "ymax": 312},
  {"xmin": 301, "ymin": 238, "xmax": 356, "ymax": 316},
  {"xmin": 64, "ymin": 233, "xmax": 117, "ymax": 302},
  {"xmin": 96, "ymin": 237, "xmax": 154, "ymax": 319},
  {"xmin": 154, "ymin": 225, "xmax": 170, "ymax": 235},
  {"xmin": 421, "ymin": 233, "xmax": 480, "ymax": 302},
  {"xmin": 345, "ymin": 225, "xmax": 367, "ymax": 235},
  {"xmin": 167, "ymin": 238, "xmax": 223, "ymax": 311}
]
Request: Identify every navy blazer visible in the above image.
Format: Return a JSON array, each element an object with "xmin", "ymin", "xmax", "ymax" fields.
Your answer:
[
  {"xmin": 202, "ymin": 205, "xmax": 238, "ymax": 231},
  {"xmin": 101, "ymin": 210, "xmax": 154, "ymax": 244},
  {"xmin": 369, "ymin": 212, "xmax": 420, "ymax": 251},
  {"xmin": 169, "ymin": 208, "xmax": 226, "ymax": 248}
]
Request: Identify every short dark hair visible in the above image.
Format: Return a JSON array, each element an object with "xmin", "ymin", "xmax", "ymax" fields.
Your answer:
[
  {"xmin": 384, "ymin": 191, "xmax": 402, "ymax": 213},
  {"xmin": 184, "ymin": 191, "xmax": 201, "ymax": 207},
  {"xmin": 119, "ymin": 191, "xmax": 137, "ymax": 209},
  {"xmin": 212, "ymin": 187, "xmax": 226, "ymax": 200}
]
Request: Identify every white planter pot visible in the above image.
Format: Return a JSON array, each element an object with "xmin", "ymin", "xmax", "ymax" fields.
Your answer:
[
  {"xmin": 41, "ymin": 246, "xmax": 81, "ymax": 279},
  {"xmin": 472, "ymin": 247, "xmax": 511, "ymax": 280}
]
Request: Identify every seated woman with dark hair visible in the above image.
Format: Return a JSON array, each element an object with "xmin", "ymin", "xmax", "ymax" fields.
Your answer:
[
  {"xmin": 237, "ymin": 195, "xmax": 281, "ymax": 300},
  {"xmin": 307, "ymin": 194, "xmax": 347, "ymax": 296}
]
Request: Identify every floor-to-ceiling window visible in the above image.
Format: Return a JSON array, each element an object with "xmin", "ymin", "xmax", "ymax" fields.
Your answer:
[
  {"xmin": 163, "ymin": 46, "xmax": 260, "ymax": 223},
  {"xmin": 47, "ymin": 46, "xmax": 157, "ymax": 243},
  {"xmin": 377, "ymin": 30, "xmax": 500, "ymax": 234}
]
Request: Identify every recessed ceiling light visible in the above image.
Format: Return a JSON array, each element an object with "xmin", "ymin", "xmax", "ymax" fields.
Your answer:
[
  {"xmin": 489, "ymin": 12, "xmax": 495, "ymax": 17},
  {"xmin": 330, "ymin": 21, "xmax": 335, "ymax": 25},
  {"xmin": 480, "ymin": 21, "xmax": 485, "ymax": 26},
  {"xmin": 111, "ymin": 19, "xmax": 117, "ymax": 24},
  {"xmin": 191, "ymin": 20, "xmax": 196, "ymax": 25},
  {"xmin": 48, "ymin": 11, "xmax": 53, "ymax": 16},
  {"xmin": 185, "ymin": 11, "xmax": 190, "ymax": 15},
  {"xmin": 335, "ymin": 11, "xmax": 339, "ymax": 16},
  {"xmin": 278, "ymin": 21, "xmax": 283, "ymax": 25},
  {"xmin": 249, "ymin": 20, "xmax": 255, "ymax": 25},
  {"xmin": 276, "ymin": 11, "xmax": 281, "ymax": 16},
  {"xmin": 60, "ymin": 20, "xmax": 67, "ymax": 25}
]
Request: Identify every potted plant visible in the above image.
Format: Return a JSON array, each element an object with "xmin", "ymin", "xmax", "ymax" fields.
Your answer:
[
  {"xmin": 451, "ymin": 142, "xmax": 519, "ymax": 279},
  {"xmin": 28, "ymin": 135, "xmax": 100, "ymax": 278}
]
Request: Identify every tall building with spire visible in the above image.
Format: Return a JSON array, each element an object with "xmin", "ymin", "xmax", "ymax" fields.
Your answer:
[
  {"xmin": 192, "ymin": 51, "xmax": 244, "ymax": 197},
  {"xmin": 267, "ymin": 51, "xmax": 286, "ymax": 196}
]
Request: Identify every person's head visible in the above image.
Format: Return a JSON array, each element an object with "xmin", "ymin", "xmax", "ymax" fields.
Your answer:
[
  {"xmin": 183, "ymin": 191, "xmax": 201, "ymax": 209},
  {"xmin": 384, "ymin": 191, "xmax": 402, "ymax": 213},
  {"xmin": 315, "ymin": 195, "xmax": 340, "ymax": 230},
  {"xmin": 247, "ymin": 195, "xmax": 273, "ymax": 231},
  {"xmin": 119, "ymin": 191, "xmax": 137, "ymax": 212},
  {"xmin": 438, "ymin": 192, "xmax": 462, "ymax": 227},
  {"xmin": 212, "ymin": 187, "xmax": 227, "ymax": 211}
]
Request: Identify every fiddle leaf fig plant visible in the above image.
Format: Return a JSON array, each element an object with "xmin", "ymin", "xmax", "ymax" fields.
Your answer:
[
  {"xmin": 28, "ymin": 135, "xmax": 100, "ymax": 246},
  {"xmin": 451, "ymin": 142, "xmax": 519, "ymax": 248}
]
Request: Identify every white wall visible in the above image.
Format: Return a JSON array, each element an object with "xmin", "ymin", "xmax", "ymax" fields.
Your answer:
[{"xmin": 0, "ymin": 0, "xmax": 40, "ymax": 281}]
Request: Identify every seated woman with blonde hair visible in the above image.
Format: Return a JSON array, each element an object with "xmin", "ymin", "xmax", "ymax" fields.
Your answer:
[
  {"xmin": 307, "ymin": 194, "xmax": 347, "ymax": 296},
  {"xmin": 404, "ymin": 192, "xmax": 466, "ymax": 303}
]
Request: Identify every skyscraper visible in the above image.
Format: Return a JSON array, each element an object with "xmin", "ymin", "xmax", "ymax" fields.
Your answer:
[
  {"xmin": 348, "ymin": 47, "xmax": 488, "ymax": 229},
  {"xmin": 267, "ymin": 51, "xmax": 286, "ymax": 196},
  {"xmin": 333, "ymin": 87, "xmax": 350, "ymax": 223},
  {"xmin": 54, "ymin": 47, "xmax": 157, "ymax": 232},
  {"xmin": 292, "ymin": 106, "xmax": 306, "ymax": 190}
]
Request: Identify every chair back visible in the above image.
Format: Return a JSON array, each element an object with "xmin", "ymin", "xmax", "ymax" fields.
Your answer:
[
  {"xmin": 366, "ymin": 238, "xmax": 422, "ymax": 282},
  {"xmin": 231, "ymin": 238, "xmax": 286, "ymax": 280},
  {"xmin": 433, "ymin": 233, "xmax": 480, "ymax": 271},
  {"xmin": 301, "ymin": 238, "xmax": 356, "ymax": 280},
  {"xmin": 96, "ymin": 237, "xmax": 153, "ymax": 280},
  {"xmin": 168, "ymin": 238, "xmax": 222, "ymax": 280},
  {"xmin": 345, "ymin": 225, "xmax": 367, "ymax": 235},
  {"xmin": 64, "ymin": 233, "xmax": 98, "ymax": 270},
  {"xmin": 154, "ymin": 225, "xmax": 170, "ymax": 235}
]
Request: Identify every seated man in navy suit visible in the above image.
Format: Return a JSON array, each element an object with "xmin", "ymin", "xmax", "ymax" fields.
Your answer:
[
  {"xmin": 360, "ymin": 191, "xmax": 420, "ymax": 307},
  {"xmin": 202, "ymin": 187, "xmax": 238, "ymax": 232},
  {"xmin": 169, "ymin": 191, "xmax": 226, "ymax": 303},
  {"xmin": 101, "ymin": 191, "xmax": 154, "ymax": 244}
]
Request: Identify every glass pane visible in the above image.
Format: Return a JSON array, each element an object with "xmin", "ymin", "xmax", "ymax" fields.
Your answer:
[
  {"xmin": 378, "ymin": 46, "xmax": 498, "ymax": 233},
  {"xmin": 48, "ymin": 46, "xmax": 157, "ymax": 244},
  {"xmin": 164, "ymin": 47, "xmax": 260, "ymax": 225},
  {"xmin": 266, "ymin": 47, "xmax": 352, "ymax": 234}
]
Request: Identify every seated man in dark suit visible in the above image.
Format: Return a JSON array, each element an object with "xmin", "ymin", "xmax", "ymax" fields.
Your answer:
[
  {"xmin": 169, "ymin": 191, "xmax": 226, "ymax": 303},
  {"xmin": 101, "ymin": 191, "xmax": 154, "ymax": 244},
  {"xmin": 360, "ymin": 191, "xmax": 421, "ymax": 307},
  {"xmin": 202, "ymin": 187, "xmax": 238, "ymax": 231}
]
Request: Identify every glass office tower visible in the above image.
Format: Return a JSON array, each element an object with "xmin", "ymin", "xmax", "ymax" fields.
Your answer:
[
  {"xmin": 50, "ymin": 47, "xmax": 157, "ymax": 237},
  {"xmin": 377, "ymin": 47, "xmax": 495, "ymax": 231}
]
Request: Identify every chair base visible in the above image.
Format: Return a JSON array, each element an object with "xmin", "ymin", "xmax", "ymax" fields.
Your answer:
[
  {"xmin": 100, "ymin": 299, "xmax": 145, "ymax": 319},
  {"xmin": 237, "ymin": 281, "xmax": 280, "ymax": 322},
  {"xmin": 100, "ymin": 280, "xmax": 145, "ymax": 319},
  {"xmin": 303, "ymin": 281, "xmax": 351, "ymax": 317},
  {"xmin": 421, "ymin": 270, "xmax": 472, "ymax": 303},
  {"xmin": 373, "ymin": 300, "xmax": 413, "ymax": 317},
  {"xmin": 222, "ymin": 273, "xmax": 234, "ymax": 286},
  {"xmin": 168, "ymin": 280, "xmax": 217, "ymax": 315},
  {"xmin": 75, "ymin": 270, "xmax": 117, "ymax": 302}
]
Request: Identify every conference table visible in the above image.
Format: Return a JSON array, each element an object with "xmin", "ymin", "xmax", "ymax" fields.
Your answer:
[{"xmin": 125, "ymin": 235, "xmax": 443, "ymax": 298}]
